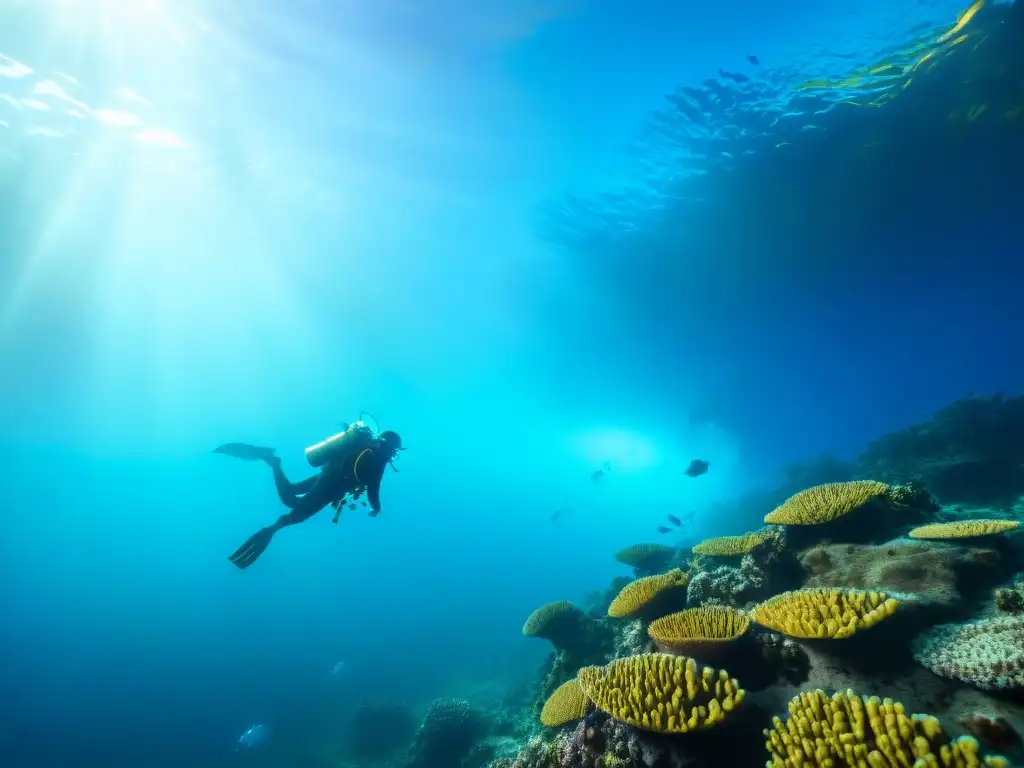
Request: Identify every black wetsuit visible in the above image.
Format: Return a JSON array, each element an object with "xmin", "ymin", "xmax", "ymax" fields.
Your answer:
[{"xmin": 228, "ymin": 439, "xmax": 392, "ymax": 569}]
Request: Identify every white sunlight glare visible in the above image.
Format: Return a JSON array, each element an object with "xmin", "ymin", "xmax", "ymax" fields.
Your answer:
[{"xmin": 0, "ymin": 0, "xmax": 348, "ymax": 444}]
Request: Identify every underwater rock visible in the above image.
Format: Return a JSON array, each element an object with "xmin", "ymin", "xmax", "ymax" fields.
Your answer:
[
  {"xmin": 945, "ymin": 687, "xmax": 1024, "ymax": 764},
  {"xmin": 799, "ymin": 538, "xmax": 1004, "ymax": 609},
  {"xmin": 685, "ymin": 562, "xmax": 772, "ymax": 608},
  {"xmin": 857, "ymin": 394, "xmax": 1024, "ymax": 509},
  {"xmin": 406, "ymin": 697, "xmax": 487, "ymax": 768}
]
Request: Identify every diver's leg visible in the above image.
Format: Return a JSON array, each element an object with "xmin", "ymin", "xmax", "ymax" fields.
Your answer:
[
  {"xmin": 263, "ymin": 455, "xmax": 319, "ymax": 509},
  {"xmin": 228, "ymin": 477, "xmax": 342, "ymax": 570}
]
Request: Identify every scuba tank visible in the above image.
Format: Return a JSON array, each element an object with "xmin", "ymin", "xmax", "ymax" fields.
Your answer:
[{"xmin": 305, "ymin": 420, "xmax": 374, "ymax": 468}]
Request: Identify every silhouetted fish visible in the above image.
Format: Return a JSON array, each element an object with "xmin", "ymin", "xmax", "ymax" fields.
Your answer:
[
  {"xmin": 657, "ymin": 526, "xmax": 672, "ymax": 534},
  {"xmin": 719, "ymin": 68, "xmax": 750, "ymax": 84},
  {"xmin": 667, "ymin": 514, "xmax": 682, "ymax": 527},
  {"xmin": 747, "ymin": 55, "xmax": 760, "ymax": 65},
  {"xmin": 551, "ymin": 507, "xmax": 570, "ymax": 522},
  {"xmin": 684, "ymin": 459, "xmax": 710, "ymax": 478},
  {"xmin": 213, "ymin": 443, "xmax": 275, "ymax": 462}
]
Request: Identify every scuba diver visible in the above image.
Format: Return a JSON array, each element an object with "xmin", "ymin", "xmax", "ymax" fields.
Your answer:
[{"xmin": 214, "ymin": 421, "xmax": 404, "ymax": 570}]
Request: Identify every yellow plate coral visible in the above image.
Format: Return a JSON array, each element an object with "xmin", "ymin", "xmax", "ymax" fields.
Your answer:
[
  {"xmin": 647, "ymin": 606, "xmax": 750, "ymax": 654},
  {"xmin": 764, "ymin": 480, "xmax": 889, "ymax": 525},
  {"xmin": 908, "ymin": 519, "xmax": 1020, "ymax": 539},
  {"xmin": 764, "ymin": 688, "xmax": 1010, "ymax": 767},
  {"xmin": 749, "ymin": 588, "xmax": 899, "ymax": 639},
  {"xmin": 607, "ymin": 569, "xmax": 689, "ymax": 619},
  {"xmin": 540, "ymin": 679, "xmax": 591, "ymax": 727},
  {"xmin": 577, "ymin": 653, "xmax": 744, "ymax": 734},
  {"xmin": 692, "ymin": 532, "xmax": 773, "ymax": 557}
]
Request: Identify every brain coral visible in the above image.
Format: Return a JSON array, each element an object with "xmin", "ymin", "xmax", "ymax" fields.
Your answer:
[
  {"xmin": 912, "ymin": 615, "xmax": 1024, "ymax": 692},
  {"xmin": 647, "ymin": 606, "xmax": 750, "ymax": 655},
  {"xmin": 522, "ymin": 601, "xmax": 582, "ymax": 648},
  {"xmin": 908, "ymin": 519, "xmax": 1021, "ymax": 539},
  {"xmin": 615, "ymin": 543, "xmax": 675, "ymax": 570},
  {"xmin": 540, "ymin": 679, "xmax": 591, "ymax": 727},
  {"xmin": 749, "ymin": 588, "xmax": 899, "ymax": 639},
  {"xmin": 764, "ymin": 689, "xmax": 1010, "ymax": 767},
  {"xmin": 764, "ymin": 480, "xmax": 889, "ymax": 525},
  {"xmin": 692, "ymin": 531, "xmax": 773, "ymax": 557},
  {"xmin": 608, "ymin": 569, "xmax": 690, "ymax": 619},
  {"xmin": 577, "ymin": 653, "xmax": 744, "ymax": 734}
]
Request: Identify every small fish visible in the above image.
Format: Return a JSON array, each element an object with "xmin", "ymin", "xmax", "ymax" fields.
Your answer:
[
  {"xmin": 684, "ymin": 459, "xmax": 710, "ymax": 478},
  {"xmin": 237, "ymin": 724, "xmax": 268, "ymax": 750},
  {"xmin": 667, "ymin": 514, "xmax": 682, "ymax": 527},
  {"xmin": 719, "ymin": 68, "xmax": 750, "ymax": 84},
  {"xmin": 657, "ymin": 526, "xmax": 672, "ymax": 534},
  {"xmin": 348, "ymin": 502, "xmax": 357, "ymax": 510},
  {"xmin": 602, "ymin": 460, "xmax": 612, "ymax": 472},
  {"xmin": 361, "ymin": 501, "xmax": 367, "ymax": 508},
  {"xmin": 747, "ymin": 55, "xmax": 760, "ymax": 65},
  {"xmin": 551, "ymin": 507, "xmax": 570, "ymax": 522},
  {"xmin": 591, "ymin": 470, "xmax": 605, "ymax": 482}
]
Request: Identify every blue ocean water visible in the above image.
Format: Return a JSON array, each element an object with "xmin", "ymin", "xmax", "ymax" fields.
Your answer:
[{"xmin": 0, "ymin": 0, "xmax": 1020, "ymax": 766}]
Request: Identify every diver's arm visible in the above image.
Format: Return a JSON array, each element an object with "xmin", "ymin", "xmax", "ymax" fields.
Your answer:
[{"xmin": 354, "ymin": 448, "xmax": 386, "ymax": 515}]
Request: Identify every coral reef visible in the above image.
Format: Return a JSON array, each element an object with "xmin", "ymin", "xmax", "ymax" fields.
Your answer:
[{"xmin": 495, "ymin": 394, "xmax": 1024, "ymax": 768}]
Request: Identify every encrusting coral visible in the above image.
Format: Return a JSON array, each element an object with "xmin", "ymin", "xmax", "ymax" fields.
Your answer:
[
  {"xmin": 607, "ymin": 569, "xmax": 690, "ymax": 619},
  {"xmin": 539, "ymin": 680, "xmax": 591, "ymax": 727},
  {"xmin": 764, "ymin": 689, "xmax": 1011, "ymax": 767},
  {"xmin": 646, "ymin": 605, "xmax": 750, "ymax": 655},
  {"xmin": 577, "ymin": 653, "xmax": 745, "ymax": 734},
  {"xmin": 692, "ymin": 531, "xmax": 775, "ymax": 557},
  {"xmin": 909, "ymin": 519, "xmax": 1021, "ymax": 539},
  {"xmin": 799, "ymin": 539, "xmax": 1002, "ymax": 608},
  {"xmin": 764, "ymin": 480, "xmax": 890, "ymax": 525},
  {"xmin": 912, "ymin": 615, "xmax": 1024, "ymax": 692},
  {"xmin": 749, "ymin": 588, "xmax": 899, "ymax": 639}
]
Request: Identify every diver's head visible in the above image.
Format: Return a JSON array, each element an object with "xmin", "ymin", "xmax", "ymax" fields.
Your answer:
[{"xmin": 379, "ymin": 430, "xmax": 403, "ymax": 457}]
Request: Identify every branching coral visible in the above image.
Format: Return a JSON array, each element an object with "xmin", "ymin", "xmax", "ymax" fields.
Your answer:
[
  {"xmin": 764, "ymin": 689, "xmax": 1010, "ymax": 767},
  {"xmin": 749, "ymin": 588, "xmax": 899, "ymax": 639},
  {"xmin": 607, "ymin": 569, "xmax": 689, "ymax": 619},
  {"xmin": 577, "ymin": 653, "xmax": 744, "ymax": 734},
  {"xmin": 647, "ymin": 606, "xmax": 750, "ymax": 655},
  {"xmin": 909, "ymin": 519, "xmax": 1021, "ymax": 539},
  {"xmin": 764, "ymin": 480, "xmax": 889, "ymax": 525},
  {"xmin": 540, "ymin": 680, "xmax": 591, "ymax": 727},
  {"xmin": 912, "ymin": 615, "xmax": 1024, "ymax": 691},
  {"xmin": 692, "ymin": 531, "xmax": 774, "ymax": 556}
]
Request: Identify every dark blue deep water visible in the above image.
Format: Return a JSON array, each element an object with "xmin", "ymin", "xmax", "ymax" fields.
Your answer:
[{"xmin": 1, "ymin": 0, "xmax": 1021, "ymax": 766}]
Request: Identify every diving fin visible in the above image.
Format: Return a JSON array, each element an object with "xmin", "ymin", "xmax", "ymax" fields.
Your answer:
[
  {"xmin": 228, "ymin": 526, "xmax": 277, "ymax": 570},
  {"xmin": 213, "ymin": 443, "xmax": 277, "ymax": 462}
]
